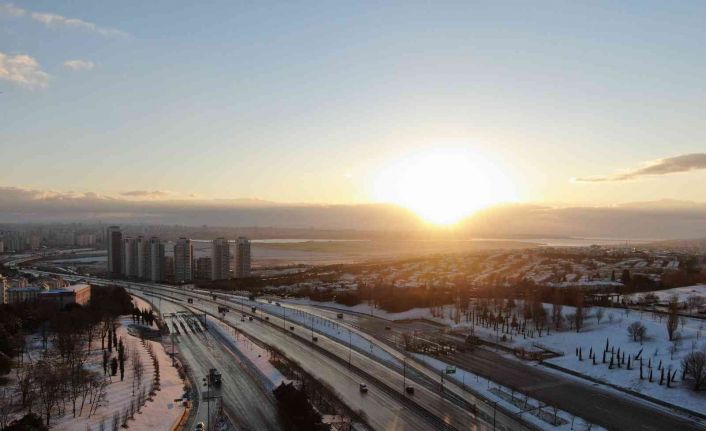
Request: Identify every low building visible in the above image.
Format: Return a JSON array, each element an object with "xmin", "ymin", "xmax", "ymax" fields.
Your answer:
[
  {"xmin": 7, "ymin": 286, "xmax": 42, "ymax": 304},
  {"xmin": 39, "ymin": 283, "xmax": 91, "ymax": 308}
]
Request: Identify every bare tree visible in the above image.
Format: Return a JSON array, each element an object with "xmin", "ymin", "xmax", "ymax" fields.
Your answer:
[
  {"xmin": 595, "ymin": 308, "xmax": 605, "ymax": 325},
  {"xmin": 667, "ymin": 298, "xmax": 679, "ymax": 341},
  {"xmin": 627, "ymin": 321, "xmax": 646, "ymax": 343},
  {"xmin": 0, "ymin": 388, "xmax": 13, "ymax": 429},
  {"xmin": 681, "ymin": 351, "xmax": 706, "ymax": 391},
  {"xmin": 34, "ymin": 359, "xmax": 65, "ymax": 426},
  {"xmin": 574, "ymin": 294, "xmax": 585, "ymax": 333},
  {"xmin": 687, "ymin": 295, "xmax": 704, "ymax": 313}
]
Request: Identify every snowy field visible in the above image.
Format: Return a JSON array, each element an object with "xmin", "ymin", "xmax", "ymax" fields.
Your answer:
[{"xmin": 625, "ymin": 284, "xmax": 706, "ymax": 303}]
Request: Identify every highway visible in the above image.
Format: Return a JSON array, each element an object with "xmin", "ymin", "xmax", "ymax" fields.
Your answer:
[{"xmin": 140, "ymin": 293, "xmax": 283, "ymax": 431}]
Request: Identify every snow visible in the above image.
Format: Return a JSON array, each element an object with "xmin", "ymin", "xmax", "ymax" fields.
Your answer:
[{"xmin": 626, "ymin": 285, "xmax": 706, "ymax": 303}]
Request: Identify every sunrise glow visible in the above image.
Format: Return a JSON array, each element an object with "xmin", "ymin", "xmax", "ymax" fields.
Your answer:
[{"xmin": 373, "ymin": 148, "xmax": 516, "ymax": 225}]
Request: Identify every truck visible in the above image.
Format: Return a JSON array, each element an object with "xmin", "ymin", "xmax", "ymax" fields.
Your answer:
[{"xmin": 208, "ymin": 368, "xmax": 222, "ymax": 387}]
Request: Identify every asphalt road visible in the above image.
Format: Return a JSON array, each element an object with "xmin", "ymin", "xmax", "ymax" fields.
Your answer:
[{"xmin": 139, "ymin": 293, "xmax": 284, "ymax": 431}]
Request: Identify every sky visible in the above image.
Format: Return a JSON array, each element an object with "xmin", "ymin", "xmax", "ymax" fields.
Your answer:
[{"xmin": 2, "ymin": 1, "xmax": 706, "ymax": 218}]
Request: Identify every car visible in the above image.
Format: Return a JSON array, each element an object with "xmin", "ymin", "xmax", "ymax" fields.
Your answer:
[
  {"xmin": 195, "ymin": 422, "xmax": 205, "ymax": 430},
  {"xmin": 240, "ymin": 317, "xmax": 245, "ymax": 322},
  {"xmin": 385, "ymin": 326, "xmax": 391, "ymax": 330},
  {"xmin": 248, "ymin": 316, "xmax": 253, "ymax": 321},
  {"xmin": 359, "ymin": 383, "xmax": 368, "ymax": 393},
  {"xmin": 312, "ymin": 336, "xmax": 318, "ymax": 342},
  {"xmin": 405, "ymin": 386, "xmax": 415, "ymax": 395},
  {"xmin": 289, "ymin": 326, "xmax": 295, "ymax": 330},
  {"xmin": 337, "ymin": 313, "xmax": 344, "ymax": 319}
]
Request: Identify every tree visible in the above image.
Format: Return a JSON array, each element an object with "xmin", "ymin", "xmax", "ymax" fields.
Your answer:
[
  {"xmin": 627, "ymin": 321, "xmax": 646, "ymax": 343},
  {"xmin": 574, "ymin": 294, "xmax": 584, "ymax": 333},
  {"xmin": 110, "ymin": 357, "xmax": 118, "ymax": 376},
  {"xmin": 3, "ymin": 413, "xmax": 48, "ymax": 431},
  {"xmin": 681, "ymin": 351, "xmax": 706, "ymax": 391},
  {"xmin": 687, "ymin": 295, "xmax": 704, "ymax": 313},
  {"xmin": 667, "ymin": 298, "xmax": 679, "ymax": 341},
  {"xmin": 595, "ymin": 308, "xmax": 605, "ymax": 325}
]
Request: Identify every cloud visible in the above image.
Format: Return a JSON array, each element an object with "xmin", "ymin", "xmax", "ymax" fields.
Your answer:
[
  {"xmin": 30, "ymin": 11, "xmax": 128, "ymax": 38},
  {"xmin": 63, "ymin": 59, "xmax": 95, "ymax": 71},
  {"xmin": 0, "ymin": 51, "xmax": 50, "ymax": 88},
  {"xmin": 575, "ymin": 153, "xmax": 706, "ymax": 182},
  {"xmin": 120, "ymin": 190, "xmax": 171, "ymax": 199},
  {"xmin": 0, "ymin": 2, "xmax": 25, "ymax": 17}
]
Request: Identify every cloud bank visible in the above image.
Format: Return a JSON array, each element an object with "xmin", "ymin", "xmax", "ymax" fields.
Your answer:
[
  {"xmin": 0, "ymin": 51, "xmax": 50, "ymax": 88},
  {"xmin": 1, "ymin": 186, "xmax": 706, "ymax": 239},
  {"xmin": 576, "ymin": 153, "xmax": 706, "ymax": 182}
]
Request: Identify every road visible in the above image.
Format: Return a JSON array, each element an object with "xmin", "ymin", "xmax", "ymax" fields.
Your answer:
[{"xmin": 142, "ymin": 293, "xmax": 283, "ymax": 431}]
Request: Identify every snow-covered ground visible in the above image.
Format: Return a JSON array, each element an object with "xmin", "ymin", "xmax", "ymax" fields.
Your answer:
[
  {"xmin": 625, "ymin": 285, "xmax": 706, "ymax": 303},
  {"xmin": 53, "ymin": 313, "xmax": 186, "ymax": 431}
]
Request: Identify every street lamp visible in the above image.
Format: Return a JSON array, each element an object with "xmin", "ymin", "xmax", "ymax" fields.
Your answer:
[{"xmin": 202, "ymin": 376, "xmax": 211, "ymax": 431}]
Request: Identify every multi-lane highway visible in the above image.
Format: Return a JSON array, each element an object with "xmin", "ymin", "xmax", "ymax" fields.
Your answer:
[{"xmin": 142, "ymin": 294, "xmax": 282, "ymax": 431}]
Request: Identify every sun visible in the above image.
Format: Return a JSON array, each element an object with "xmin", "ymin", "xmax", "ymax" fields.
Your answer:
[{"xmin": 373, "ymin": 148, "xmax": 516, "ymax": 225}]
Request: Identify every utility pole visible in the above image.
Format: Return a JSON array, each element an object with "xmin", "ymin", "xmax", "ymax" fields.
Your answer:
[{"xmin": 348, "ymin": 330, "xmax": 352, "ymax": 367}]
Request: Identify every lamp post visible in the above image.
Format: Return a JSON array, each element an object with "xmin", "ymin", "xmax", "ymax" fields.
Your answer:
[
  {"xmin": 402, "ymin": 358, "xmax": 407, "ymax": 396},
  {"xmin": 202, "ymin": 375, "xmax": 211, "ymax": 431}
]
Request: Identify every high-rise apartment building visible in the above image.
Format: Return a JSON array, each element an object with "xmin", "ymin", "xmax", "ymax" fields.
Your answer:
[
  {"xmin": 196, "ymin": 257, "xmax": 212, "ymax": 280},
  {"xmin": 174, "ymin": 238, "xmax": 193, "ymax": 283},
  {"xmin": 235, "ymin": 237, "xmax": 251, "ymax": 278},
  {"xmin": 148, "ymin": 237, "xmax": 165, "ymax": 282},
  {"xmin": 136, "ymin": 236, "xmax": 149, "ymax": 279},
  {"xmin": 122, "ymin": 237, "xmax": 138, "ymax": 277},
  {"xmin": 106, "ymin": 226, "xmax": 123, "ymax": 275},
  {"xmin": 211, "ymin": 237, "xmax": 230, "ymax": 280}
]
